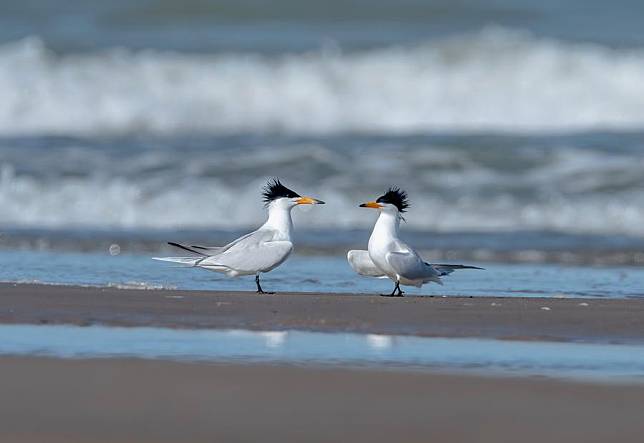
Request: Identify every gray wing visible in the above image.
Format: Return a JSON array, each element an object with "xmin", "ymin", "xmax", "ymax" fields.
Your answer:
[
  {"xmin": 190, "ymin": 245, "xmax": 224, "ymax": 254},
  {"xmin": 199, "ymin": 229, "xmax": 292, "ymax": 272},
  {"xmin": 167, "ymin": 231, "xmax": 258, "ymax": 256},
  {"xmin": 191, "ymin": 230, "xmax": 260, "ymax": 255},
  {"xmin": 347, "ymin": 250, "xmax": 386, "ymax": 278},
  {"xmin": 386, "ymin": 250, "xmax": 441, "ymax": 281}
]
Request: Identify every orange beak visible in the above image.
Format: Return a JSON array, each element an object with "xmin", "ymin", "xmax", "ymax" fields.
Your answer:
[
  {"xmin": 296, "ymin": 196, "xmax": 325, "ymax": 205},
  {"xmin": 359, "ymin": 201, "xmax": 382, "ymax": 209}
]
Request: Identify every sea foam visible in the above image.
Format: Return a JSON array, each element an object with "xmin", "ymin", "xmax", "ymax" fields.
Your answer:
[
  {"xmin": 1, "ymin": 139, "xmax": 644, "ymax": 236},
  {"xmin": 2, "ymin": 28, "xmax": 644, "ymax": 135}
]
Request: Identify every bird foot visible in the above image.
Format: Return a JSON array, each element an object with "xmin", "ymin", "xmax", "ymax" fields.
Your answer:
[
  {"xmin": 257, "ymin": 290, "xmax": 275, "ymax": 295},
  {"xmin": 380, "ymin": 293, "xmax": 404, "ymax": 297}
]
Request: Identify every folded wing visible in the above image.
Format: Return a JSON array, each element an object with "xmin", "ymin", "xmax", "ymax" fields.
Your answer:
[
  {"xmin": 162, "ymin": 229, "xmax": 293, "ymax": 274},
  {"xmin": 347, "ymin": 250, "xmax": 386, "ymax": 278},
  {"xmin": 386, "ymin": 251, "xmax": 441, "ymax": 281},
  {"xmin": 189, "ymin": 245, "xmax": 224, "ymax": 254},
  {"xmin": 167, "ymin": 231, "xmax": 260, "ymax": 257},
  {"xmin": 198, "ymin": 230, "xmax": 293, "ymax": 273}
]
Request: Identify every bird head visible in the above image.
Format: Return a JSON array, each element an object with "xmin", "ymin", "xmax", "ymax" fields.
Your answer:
[
  {"xmin": 262, "ymin": 178, "xmax": 325, "ymax": 209},
  {"xmin": 359, "ymin": 186, "xmax": 409, "ymax": 216}
]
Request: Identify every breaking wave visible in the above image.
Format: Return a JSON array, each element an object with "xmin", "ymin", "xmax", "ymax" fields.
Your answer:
[
  {"xmin": 2, "ymin": 28, "xmax": 644, "ymax": 135},
  {"xmin": 1, "ymin": 136, "xmax": 644, "ymax": 236}
]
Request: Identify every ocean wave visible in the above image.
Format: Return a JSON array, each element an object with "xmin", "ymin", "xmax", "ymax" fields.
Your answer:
[
  {"xmin": 2, "ymin": 28, "xmax": 644, "ymax": 135},
  {"xmin": 1, "ymin": 138, "xmax": 644, "ymax": 236},
  {"xmin": 1, "ymin": 173, "xmax": 644, "ymax": 236}
]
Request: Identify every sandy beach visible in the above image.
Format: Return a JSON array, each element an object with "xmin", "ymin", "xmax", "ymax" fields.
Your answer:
[
  {"xmin": 3, "ymin": 1, "xmax": 644, "ymax": 441},
  {"xmin": 1, "ymin": 356, "xmax": 643, "ymax": 443},
  {"xmin": 1, "ymin": 283, "xmax": 644, "ymax": 342},
  {"xmin": 2, "ymin": 283, "xmax": 644, "ymax": 442}
]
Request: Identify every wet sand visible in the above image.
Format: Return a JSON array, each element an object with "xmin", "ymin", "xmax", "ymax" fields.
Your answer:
[
  {"xmin": 2, "ymin": 283, "xmax": 644, "ymax": 442},
  {"xmin": 1, "ymin": 283, "xmax": 644, "ymax": 342},
  {"xmin": 0, "ymin": 356, "xmax": 643, "ymax": 443}
]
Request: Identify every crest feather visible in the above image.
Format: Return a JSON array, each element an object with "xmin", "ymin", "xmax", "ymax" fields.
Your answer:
[
  {"xmin": 262, "ymin": 178, "xmax": 300, "ymax": 205},
  {"xmin": 376, "ymin": 186, "xmax": 410, "ymax": 212}
]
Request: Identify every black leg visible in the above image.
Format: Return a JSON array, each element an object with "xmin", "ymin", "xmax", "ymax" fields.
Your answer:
[
  {"xmin": 381, "ymin": 281, "xmax": 404, "ymax": 297},
  {"xmin": 255, "ymin": 274, "xmax": 274, "ymax": 294},
  {"xmin": 395, "ymin": 281, "xmax": 405, "ymax": 296}
]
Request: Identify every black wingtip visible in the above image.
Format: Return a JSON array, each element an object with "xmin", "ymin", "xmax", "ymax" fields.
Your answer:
[
  {"xmin": 433, "ymin": 264, "xmax": 485, "ymax": 270},
  {"xmin": 457, "ymin": 265, "xmax": 485, "ymax": 270},
  {"xmin": 458, "ymin": 265, "xmax": 485, "ymax": 270},
  {"xmin": 168, "ymin": 242, "xmax": 206, "ymax": 256}
]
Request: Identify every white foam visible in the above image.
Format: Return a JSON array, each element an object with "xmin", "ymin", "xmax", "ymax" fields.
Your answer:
[
  {"xmin": 107, "ymin": 282, "xmax": 173, "ymax": 290},
  {"xmin": 1, "ymin": 120, "xmax": 644, "ymax": 236},
  {"xmin": 2, "ymin": 28, "xmax": 644, "ymax": 135},
  {"xmin": 1, "ymin": 167, "xmax": 644, "ymax": 236}
]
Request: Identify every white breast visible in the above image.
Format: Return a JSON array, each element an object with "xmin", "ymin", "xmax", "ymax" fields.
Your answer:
[{"xmin": 367, "ymin": 227, "xmax": 399, "ymax": 280}]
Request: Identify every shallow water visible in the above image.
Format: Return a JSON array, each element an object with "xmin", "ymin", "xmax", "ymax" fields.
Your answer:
[
  {"xmin": 1, "ymin": 324, "xmax": 644, "ymax": 382},
  {"xmin": 1, "ymin": 250, "xmax": 642, "ymax": 298},
  {"xmin": 1, "ymin": 1, "xmax": 644, "ymax": 294}
]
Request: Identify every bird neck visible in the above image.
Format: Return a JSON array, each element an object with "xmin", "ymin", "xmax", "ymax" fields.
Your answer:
[
  {"xmin": 371, "ymin": 211, "xmax": 400, "ymax": 241},
  {"xmin": 262, "ymin": 203, "xmax": 294, "ymax": 239}
]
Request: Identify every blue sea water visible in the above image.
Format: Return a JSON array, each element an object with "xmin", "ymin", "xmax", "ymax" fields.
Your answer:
[
  {"xmin": 1, "ymin": 250, "xmax": 642, "ymax": 298},
  {"xmin": 0, "ymin": 1, "xmax": 643, "ymax": 386},
  {"xmin": 0, "ymin": 1, "xmax": 643, "ymax": 240},
  {"xmin": 0, "ymin": 0, "xmax": 643, "ymax": 295}
]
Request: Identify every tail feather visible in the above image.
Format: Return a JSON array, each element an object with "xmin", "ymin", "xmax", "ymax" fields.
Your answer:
[{"xmin": 152, "ymin": 256, "xmax": 202, "ymax": 266}]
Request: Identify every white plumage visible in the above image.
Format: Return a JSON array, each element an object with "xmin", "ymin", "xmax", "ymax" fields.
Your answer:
[
  {"xmin": 348, "ymin": 188, "xmax": 482, "ymax": 296},
  {"xmin": 346, "ymin": 250, "xmax": 386, "ymax": 278},
  {"xmin": 154, "ymin": 179, "xmax": 323, "ymax": 293}
]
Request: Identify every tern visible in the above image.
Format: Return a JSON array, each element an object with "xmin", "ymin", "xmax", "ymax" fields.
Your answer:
[
  {"xmin": 153, "ymin": 179, "xmax": 324, "ymax": 294},
  {"xmin": 348, "ymin": 187, "xmax": 482, "ymax": 296}
]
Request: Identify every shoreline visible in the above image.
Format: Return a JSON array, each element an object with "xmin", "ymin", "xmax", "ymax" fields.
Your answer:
[
  {"xmin": 2, "ymin": 283, "xmax": 644, "ymax": 343},
  {"xmin": 3, "ymin": 228, "xmax": 644, "ymax": 266}
]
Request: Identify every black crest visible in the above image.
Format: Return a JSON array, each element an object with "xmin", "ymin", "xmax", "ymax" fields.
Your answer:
[
  {"xmin": 376, "ymin": 186, "xmax": 410, "ymax": 212},
  {"xmin": 262, "ymin": 178, "xmax": 300, "ymax": 205}
]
